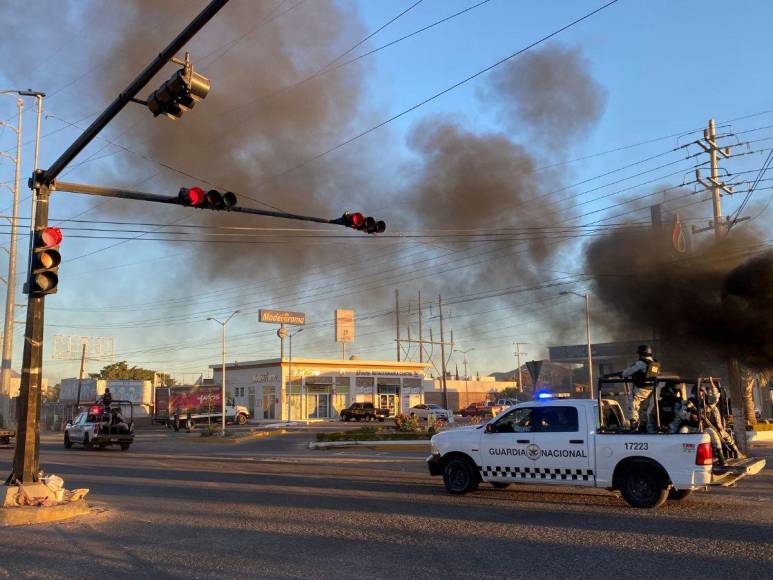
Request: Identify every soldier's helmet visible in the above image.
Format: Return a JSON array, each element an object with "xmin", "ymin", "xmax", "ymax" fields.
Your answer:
[{"xmin": 637, "ymin": 344, "xmax": 653, "ymax": 356}]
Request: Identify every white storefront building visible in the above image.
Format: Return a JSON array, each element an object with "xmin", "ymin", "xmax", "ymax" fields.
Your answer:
[{"xmin": 210, "ymin": 358, "xmax": 431, "ymax": 421}]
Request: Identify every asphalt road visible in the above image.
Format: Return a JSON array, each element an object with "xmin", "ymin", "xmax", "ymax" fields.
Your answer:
[{"xmin": 0, "ymin": 427, "xmax": 771, "ymax": 579}]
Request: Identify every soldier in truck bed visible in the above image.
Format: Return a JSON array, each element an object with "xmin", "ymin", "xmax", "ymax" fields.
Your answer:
[
  {"xmin": 618, "ymin": 344, "xmax": 661, "ymax": 432},
  {"xmin": 672, "ymin": 384, "xmax": 744, "ymax": 465}
]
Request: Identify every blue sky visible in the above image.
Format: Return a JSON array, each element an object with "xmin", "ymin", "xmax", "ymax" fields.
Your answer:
[{"xmin": 1, "ymin": 0, "xmax": 771, "ymax": 385}]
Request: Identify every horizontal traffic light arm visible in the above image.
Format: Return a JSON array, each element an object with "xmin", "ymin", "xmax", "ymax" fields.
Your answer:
[{"xmin": 53, "ymin": 180, "xmax": 384, "ymax": 230}]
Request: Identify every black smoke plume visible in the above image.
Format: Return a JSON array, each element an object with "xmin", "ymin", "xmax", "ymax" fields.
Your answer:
[{"xmin": 584, "ymin": 220, "xmax": 773, "ymax": 373}]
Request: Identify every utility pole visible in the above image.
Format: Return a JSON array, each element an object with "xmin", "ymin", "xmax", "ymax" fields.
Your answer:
[
  {"xmin": 75, "ymin": 343, "xmax": 87, "ymax": 410},
  {"xmin": 0, "ymin": 98, "xmax": 22, "ymax": 417},
  {"xmin": 694, "ymin": 119, "xmax": 749, "ymax": 451},
  {"xmin": 438, "ymin": 295, "xmax": 448, "ymax": 410},
  {"xmin": 514, "ymin": 342, "xmax": 527, "ymax": 393},
  {"xmin": 395, "ymin": 289, "xmax": 401, "ymax": 361},
  {"xmin": 694, "ymin": 119, "xmax": 735, "ymax": 239}
]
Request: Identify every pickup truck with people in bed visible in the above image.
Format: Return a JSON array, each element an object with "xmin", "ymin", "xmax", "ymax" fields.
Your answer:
[{"xmin": 428, "ymin": 376, "xmax": 765, "ymax": 508}]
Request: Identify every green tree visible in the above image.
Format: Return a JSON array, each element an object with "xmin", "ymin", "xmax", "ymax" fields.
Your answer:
[{"xmin": 90, "ymin": 361, "xmax": 176, "ymax": 386}]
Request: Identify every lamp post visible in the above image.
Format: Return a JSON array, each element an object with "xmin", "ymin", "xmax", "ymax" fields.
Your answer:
[
  {"xmin": 287, "ymin": 328, "xmax": 304, "ymax": 421},
  {"xmin": 454, "ymin": 348, "xmax": 474, "ymax": 409},
  {"xmin": 207, "ymin": 310, "xmax": 240, "ymax": 435},
  {"xmin": 560, "ymin": 291, "xmax": 594, "ymax": 399}
]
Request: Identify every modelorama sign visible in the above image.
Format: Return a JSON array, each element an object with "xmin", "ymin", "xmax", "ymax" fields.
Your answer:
[{"xmin": 258, "ymin": 309, "xmax": 306, "ymax": 325}]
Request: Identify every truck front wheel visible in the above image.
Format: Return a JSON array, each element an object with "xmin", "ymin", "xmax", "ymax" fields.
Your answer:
[
  {"xmin": 443, "ymin": 456, "xmax": 479, "ymax": 495},
  {"xmin": 619, "ymin": 466, "xmax": 668, "ymax": 509},
  {"xmin": 236, "ymin": 413, "xmax": 248, "ymax": 425}
]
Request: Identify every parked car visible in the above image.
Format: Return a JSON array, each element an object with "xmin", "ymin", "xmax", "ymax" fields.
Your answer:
[
  {"xmin": 340, "ymin": 402, "xmax": 388, "ymax": 422},
  {"xmin": 460, "ymin": 402, "xmax": 507, "ymax": 418},
  {"xmin": 409, "ymin": 404, "xmax": 450, "ymax": 421},
  {"xmin": 460, "ymin": 403, "xmax": 491, "ymax": 418},
  {"xmin": 496, "ymin": 399, "xmax": 518, "ymax": 408}
]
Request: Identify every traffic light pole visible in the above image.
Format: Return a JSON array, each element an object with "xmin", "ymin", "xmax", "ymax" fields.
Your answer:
[
  {"xmin": 53, "ymin": 180, "xmax": 353, "ymax": 225},
  {"xmin": 6, "ymin": 0, "xmax": 231, "ymax": 485},
  {"xmin": 8, "ymin": 183, "xmax": 50, "ymax": 483}
]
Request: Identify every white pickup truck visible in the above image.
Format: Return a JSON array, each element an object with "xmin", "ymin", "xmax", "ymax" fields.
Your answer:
[{"xmin": 427, "ymin": 399, "xmax": 765, "ymax": 508}]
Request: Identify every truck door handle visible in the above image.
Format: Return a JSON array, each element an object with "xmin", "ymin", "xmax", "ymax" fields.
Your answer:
[
  {"xmin": 570, "ymin": 439, "xmax": 584, "ymax": 444},
  {"xmin": 517, "ymin": 439, "xmax": 529, "ymax": 444}
]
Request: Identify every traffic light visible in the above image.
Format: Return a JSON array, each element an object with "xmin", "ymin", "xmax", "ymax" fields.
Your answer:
[
  {"xmin": 29, "ymin": 226, "xmax": 62, "ymax": 296},
  {"xmin": 335, "ymin": 212, "xmax": 386, "ymax": 234},
  {"xmin": 146, "ymin": 52, "xmax": 210, "ymax": 120},
  {"xmin": 178, "ymin": 187, "xmax": 237, "ymax": 210}
]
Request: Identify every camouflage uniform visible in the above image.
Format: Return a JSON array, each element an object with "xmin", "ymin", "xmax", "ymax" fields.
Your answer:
[
  {"xmin": 702, "ymin": 383, "xmax": 744, "ymax": 459},
  {"xmin": 673, "ymin": 396, "xmax": 726, "ymax": 464},
  {"xmin": 622, "ymin": 356, "xmax": 657, "ymax": 431}
]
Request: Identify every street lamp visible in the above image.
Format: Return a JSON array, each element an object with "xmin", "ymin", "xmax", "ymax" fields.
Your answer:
[
  {"xmin": 287, "ymin": 328, "xmax": 304, "ymax": 421},
  {"xmin": 207, "ymin": 310, "xmax": 240, "ymax": 435},
  {"xmin": 560, "ymin": 291, "xmax": 594, "ymax": 399},
  {"xmin": 454, "ymin": 348, "xmax": 474, "ymax": 409}
]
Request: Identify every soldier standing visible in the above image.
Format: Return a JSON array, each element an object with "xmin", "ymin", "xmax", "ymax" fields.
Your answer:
[{"xmin": 619, "ymin": 345, "xmax": 660, "ymax": 432}]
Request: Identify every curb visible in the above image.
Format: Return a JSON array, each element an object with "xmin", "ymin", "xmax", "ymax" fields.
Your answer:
[
  {"xmin": 309, "ymin": 440, "xmax": 430, "ymax": 450},
  {"xmin": 183, "ymin": 429, "xmax": 288, "ymax": 444},
  {"xmin": 0, "ymin": 499, "xmax": 90, "ymax": 527},
  {"xmin": 748, "ymin": 430, "xmax": 773, "ymax": 443}
]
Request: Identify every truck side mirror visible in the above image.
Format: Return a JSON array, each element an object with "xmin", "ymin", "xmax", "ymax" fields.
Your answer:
[{"xmin": 485, "ymin": 423, "xmax": 494, "ymax": 434}]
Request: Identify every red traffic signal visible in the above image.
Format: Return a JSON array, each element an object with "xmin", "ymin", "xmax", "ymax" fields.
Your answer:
[
  {"xmin": 340, "ymin": 212, "xmax": 364, "ymax": 228},
  {"xmin": 179, "ymin": 186, "xmax": 206, "ymax": 206},
  {"xmin": 29, "ymin": 226, "xmax": 62, "ymax": 296},
  {"xmin": 40, "ymin": 226, "xmax": 63, "ymax": 247},
  {"xmin": 179, "ymin": 187, "xmax": 237, "ymax": 211},
  {"xmin": 335, "ymin": 212, "xmax": 385, "ymax": 234}
]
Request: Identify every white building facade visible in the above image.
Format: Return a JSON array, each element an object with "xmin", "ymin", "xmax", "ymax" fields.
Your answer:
[{"xmin": 211, "ymin": 358, "xmax": 431, "ymax": 421}]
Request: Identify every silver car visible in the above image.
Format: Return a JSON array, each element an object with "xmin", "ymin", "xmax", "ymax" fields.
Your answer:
[{"xmin": 409, "ymin": 403, "xmax": 450, "ymax": 421}]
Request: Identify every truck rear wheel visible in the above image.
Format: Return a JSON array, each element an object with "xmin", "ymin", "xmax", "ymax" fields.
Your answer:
[
  {"xmin": 443, "ymin": 456, "xmax": 479, "ymax": 495},
  {"xmin": 120, "ymin": 443, "xmax": 131, "ymax": 451},
  {"xmin": 83, "ymin": 434, "xmax": 93, "ymax": 450},
  {"xmin": 64, "ymin": 433, "xmax": 72, "ymax": 449},
  {"xmin": 619, "ymin": 466, "xmax": 668, "ymax": 509}
]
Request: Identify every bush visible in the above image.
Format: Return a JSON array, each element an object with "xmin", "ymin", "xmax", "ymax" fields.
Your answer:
[
  {"xmin": 393, "ymin": 413, "xmax": 423, "ymax": 432},
  {"xmin": 316, "ymin": 430, "xmax": 432, "ymax": 442},
  {"xmin": 200, "ymin": 424, "xmax": 221, "ymax": 437}
]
